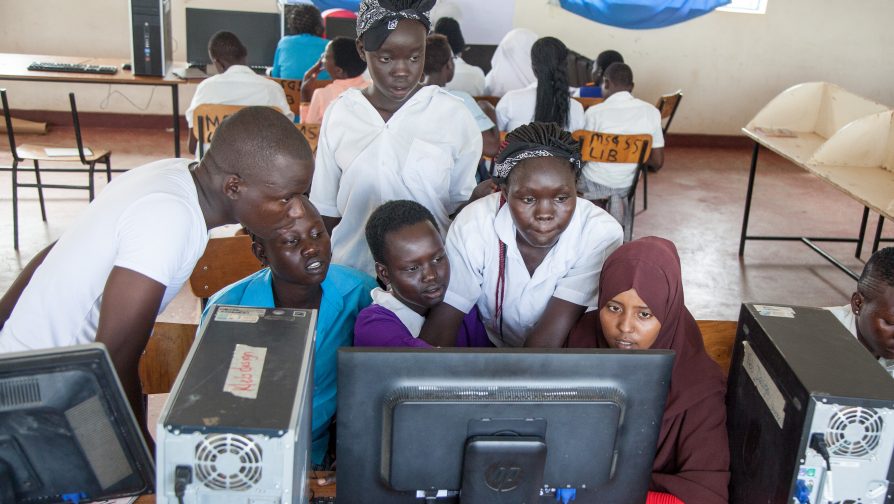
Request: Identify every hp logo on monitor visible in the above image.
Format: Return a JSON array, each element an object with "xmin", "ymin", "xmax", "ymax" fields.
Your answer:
[{"xmin": 484, "ymin": 462, "xmax": 524, "ymax": 492}]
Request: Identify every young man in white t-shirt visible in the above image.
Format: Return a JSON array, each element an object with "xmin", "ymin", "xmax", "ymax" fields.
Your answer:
[
  {"xmin": 185, "ymin": 31, "xmax": 294, "ymax": 154},
  {"xmin": 825, "ymin": 247, "xmax": 894, "ymax": 377},
  {"xmin": 578, "ymin": 62, "xmax": 664, "ymax": 240},
  {"xmin": 0, "ymin": 107, "xmax": 315, "ymax": 441}
]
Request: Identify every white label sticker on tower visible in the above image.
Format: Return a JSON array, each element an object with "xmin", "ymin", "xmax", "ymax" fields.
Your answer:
[
  {"xmin": 215, "ymin": 306, "xmax": 265, "ymax": 323},
  {"xmin": 754, "ymin": 305, "xmax": 795, "ymax": 318},
  {"xmin": 224, "ymin": 344, "xmax": 267, "ymax": 399},
  {"xmin": 743, "ymin": 341, "xmax": 786, "ymax": 428}
]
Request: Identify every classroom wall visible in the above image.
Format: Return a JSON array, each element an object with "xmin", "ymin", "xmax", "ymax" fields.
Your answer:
[
  {"xmin": 1, "ymin": 0, "xmax": 892, "ymax": 135},
  {"xmin": 514, "ymin": 0, "xmax": 894, "ymax": 135}
]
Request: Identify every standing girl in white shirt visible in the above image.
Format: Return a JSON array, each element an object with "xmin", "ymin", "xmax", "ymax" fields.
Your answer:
[
  {"xmin": 495, "ymin": 37, "xmax": 586, "ymax": 134},
  {"xmin": 309, "ymin": 0, "xmax": 486, "ymax": 277},
  {"xmin": 420, "ymin": 122, "xmax": 623, "ymax": 348}
]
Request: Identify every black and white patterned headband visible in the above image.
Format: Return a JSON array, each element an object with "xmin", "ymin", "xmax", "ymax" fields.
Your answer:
[
  {"xmin": 356, "ymin": 0, "xmax": 435, "ymax": 51},
  {"xmin": 493, "ymin": 144, "xmax": 582, "ymax": 180}
]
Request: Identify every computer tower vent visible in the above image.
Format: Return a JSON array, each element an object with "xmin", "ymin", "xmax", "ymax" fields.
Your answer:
[
  {"xmin": 825, "ymin": 406, "xmax": 884, "ymax": 458},
  {"xmin": 194, "ymin": 433, "xmax": 263, "ymax": 490},
  {"xmin": 0, "ymin": 377, "xmax": 40, "ymax": 409}
]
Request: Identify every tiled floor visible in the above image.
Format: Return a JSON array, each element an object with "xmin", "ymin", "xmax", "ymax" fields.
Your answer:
[{"xmin": 0, "ymin": 125, "xmax": 890, "ymax": 323}]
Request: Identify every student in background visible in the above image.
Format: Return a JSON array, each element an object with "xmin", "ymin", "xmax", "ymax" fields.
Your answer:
[
  {"xmin": 421, "ymin": 123, "xmax": 623, "ymax": 348},
  {"xmin": 310, "ymin": 0, "xmax": 485, "ymax": 278},
  {"xmin": 575, "ymin": 49, "xmax": 624, "ymax": 98},
  {"xmin": 354, "ymin": 200, "xmax": 490, "ymax": 348},
  {"xmin": 0, "ymin": 108, "xmax": 314, "ymax": 447},
  {"xmin": 299, "ymin": 37, "xmax": 369, "ymax": 124},
  {"xmin": 272, "ymin": 3, "xmax": 330, "ymax": 80},
  {"xmin": 484, "ymin": 28, "xmax": 538, "ymax": 97},
  {"xmin": 434, "ymin": 17, "xmax": 485, "ymax": 96},
  {"xmin": 578, "ymin": 62, "xmax": 664, "ymax": 240},
  {"xmin": 825, "ymin": 247, "xmax": 894, "ymax": 377},
  {"xmin": 568, "ymin": 236, "xmax": 729, "ymax": 504},
  {"xmin": 495, "ymin": 37, "xmax": 585, "ymax": 133},
  {"xmin": 424, "ymin": 34, "xmax": 500, "ymax": 158},
  {"xmin": 202, "ymin": 200, "xmax": 376, "ymax": 468},
  {"xmin": 185, "ymin": 31, "xmax": 293, "ymax": 155}
]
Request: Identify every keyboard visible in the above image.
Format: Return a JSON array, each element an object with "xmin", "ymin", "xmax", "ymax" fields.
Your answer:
[
  {"xmin": 28, "ymin": 61, "xmax": 118, "ymax": 75},
  {"xmin": 249, "ymin": 65, "xmax": 270, "ymax": 75}
]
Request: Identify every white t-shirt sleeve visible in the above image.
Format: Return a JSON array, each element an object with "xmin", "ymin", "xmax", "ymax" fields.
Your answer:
[
  {"xmin": 443, "ymin": 208, "xmax": 487, "ymax": 314},
  {"xmin": 184, "ymin": 81, "xmax": 208, "ymax": 129},
  {"xmin": 114, "ymin": 194, "xmax": 203, "ymax": 286},
  {"xmin": 552, "ymin": 209, "xmax": 623, "ymax": 307},
  {"xmin": 309, "ymin": 111, "xmax": 343, "ymax": 217},
  {"xmin": 495, "ymin": 96, "xmax": 510, "ymax": 132},
  {"xmin": 447, "ymin": 108, "xmax": 483, "ymax": 212},
  {"xmin": 270, "ymin": 83, "xmax": 295, "ymax": 122}
]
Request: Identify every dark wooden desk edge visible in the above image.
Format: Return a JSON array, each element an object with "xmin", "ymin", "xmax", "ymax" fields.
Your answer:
[{"xmin": 134, "ymin": 471, "xmax": 336, "ymax": 502}]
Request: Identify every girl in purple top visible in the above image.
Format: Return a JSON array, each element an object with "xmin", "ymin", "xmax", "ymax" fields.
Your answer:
[{"xmin": 354, "ymin": 200, "xmax": 491, "ymax": 347}]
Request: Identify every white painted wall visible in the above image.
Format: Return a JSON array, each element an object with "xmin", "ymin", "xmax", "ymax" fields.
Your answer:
[
  {"xmin": 1, "ymin": 0, "xmax": 892, "ymax": 135},
  {"xmin": 513, "ymin": 0, "xmax": 894, "ymax": 135}
]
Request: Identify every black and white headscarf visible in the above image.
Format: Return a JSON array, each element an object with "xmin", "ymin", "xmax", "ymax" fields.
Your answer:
[
  {"xmin": 493, "ymin": 143, "xmax": 582, "ymax": 180},
  {"xmin": 356, "ymin": 0, "xmax": 436, "ymax": 51}
]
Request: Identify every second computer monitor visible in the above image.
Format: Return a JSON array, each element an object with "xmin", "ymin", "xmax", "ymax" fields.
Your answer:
[
  {"xmin": 337, "ymin": 348, "xmax": 674, "ymax": 503},
  {"xmin": 185, "ymin": 8, "xmax": 280, "ymax": 68}
]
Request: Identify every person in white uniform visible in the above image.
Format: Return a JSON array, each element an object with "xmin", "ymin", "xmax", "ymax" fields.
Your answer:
[
  {"xmin": 825, "ymin": 247, "xmax": 894, "ymax": 377},
  {"xmin": 420, "ymin": 122, "xmax": 623, "ymax": 348},
  {"xmin": 310, "ymin": 0, "xmax": 485, "ymax": 278},
  {"xmin": 185, "ymin": 31, "xmax": 293, "ymax": 155},
  {"xmin": 578, "ymin": 62, "xmax": 664, "ymax": 240},
  {"xmin": 484, "ymin": 28, "xmax": 538, "ymax": 97},
  {"xmin": 434, "ymin": 17, "xmax": 486, "ymax": 96},
  {"xmin": 495, "ymin": 36, "xmax": 585, "ymax": 134},
  {"xmin": 0, "ymin": 107, "xmax": 315, "ymax": 440},
  {"xmin": 424, "ymin": 33, "xmax": 500, "ymax": 159}
]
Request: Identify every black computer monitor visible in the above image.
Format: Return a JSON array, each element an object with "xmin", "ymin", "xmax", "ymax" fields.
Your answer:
[
  {"xmin": 186, "ymin": 8, "xmax": 281, "ymax": 68},
  {"xmin": 337, "ymin": 348, "xmax": 674, "ymax": 503},
  {"xmin": 0, "ymin": 344, "xmax": 154, "ymax": 503}
]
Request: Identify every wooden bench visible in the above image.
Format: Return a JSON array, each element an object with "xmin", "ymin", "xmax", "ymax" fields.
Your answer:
[{"xmin": 696, "ymin": 319, "xmax": 737, "ymax": 377}]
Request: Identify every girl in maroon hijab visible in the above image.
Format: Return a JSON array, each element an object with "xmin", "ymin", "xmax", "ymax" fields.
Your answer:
[{"xmin": 569, "ymin": 236, "xmax": 729, "ymax": 504}]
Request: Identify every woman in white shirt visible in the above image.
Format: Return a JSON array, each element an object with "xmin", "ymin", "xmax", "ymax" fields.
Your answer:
[
  {"xmin": 420, "ymin": 122, "xmax": 623, "ymax": 348},
  {"xmin": 495, "ymin": 37, "xmax": 585, "ymax": 133},
  {"xmin": 309, "ymin": 0, "xmax": 485, "ymax": 277},
  {"xmin": 484, "ymin": 28, "xmax": 538, "ymax": 97}
]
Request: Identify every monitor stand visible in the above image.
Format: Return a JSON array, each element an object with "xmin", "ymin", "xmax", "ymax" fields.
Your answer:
[
  {"xmin": 460, "ymin": 435, "xmax": 547, "ymax": 504},
  {"xmin": 0, "ymin": 459, "xmax": 15, "ymax": 504}
]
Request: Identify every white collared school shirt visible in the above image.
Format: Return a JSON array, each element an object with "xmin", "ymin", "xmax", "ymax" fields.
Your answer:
[
  {"xmin": 184, "ymin": 65, "xmax": 293, "ymax": 128},
  {"xmin": 495, "ymin": 82, "xmax": 586, "ymax": 134},
  {"xmin": 582, "ymin": 91, "xmax": 664, "ymax": 189},
  {"xmin": 443, "ymin": 192, "xmax": 623, "ymax": 347},
  {"xmin": 446, "ymin": 57, "xmax": 486, "ymax": 96},
  {"xmin": 309, "ymin": 85, "xmax": 483, "ymax": 277}
]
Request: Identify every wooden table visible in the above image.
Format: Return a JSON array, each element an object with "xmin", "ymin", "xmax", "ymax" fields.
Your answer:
[
  {"xmin": 0, "ymin": 53, "xmax": 185, "ymax": 157},
  {"xmin": 738, "ymin": 127, "xmax": 894, "ymax": 279}
]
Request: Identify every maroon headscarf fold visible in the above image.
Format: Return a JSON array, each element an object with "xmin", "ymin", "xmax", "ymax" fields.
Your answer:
[{"xmin": 568, "ymin": 236, "xmax": 724, "ymax": 419}]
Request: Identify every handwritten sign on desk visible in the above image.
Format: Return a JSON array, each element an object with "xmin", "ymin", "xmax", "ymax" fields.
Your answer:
[
  {"xmin": 224, "ymin": 343, "xmax": 267, "ymax": 399},
  {"xmin": 571, "ymin": 130, "xmax": 652, "ymax": 164}
]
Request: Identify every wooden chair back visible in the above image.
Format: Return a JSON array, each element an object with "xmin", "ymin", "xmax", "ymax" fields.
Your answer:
[
  {"xmin": 270, "ymin": 77, "xmax": 303, "ymax": 116},
  {"xmin": 656, "ymin": 90, "xmax": 683, "ymax": 135},
  {"xmin": 193, "ymin": 104, "xmax": 248, "ymax": 158},
  {"xmin": 296, "ymin": 123, "xmax": 322, "ymax": 154},
  {"xmin": 572, "ymin": 130, "xmax": 652, "ymax": 165},
  {"xmin": 696, "ymin": 319, "xmax": 738, "ymax": 378},
  {"xmin": 189, "ymin": 235, "xmax": 263, "ymax": 302},
  {"xmin": 573, "ymin": 96, "xmax": 604, "ymax": 110},
  {"xmin": 139, "ymin": 322, "xmax": 198, "ymax": 394}
]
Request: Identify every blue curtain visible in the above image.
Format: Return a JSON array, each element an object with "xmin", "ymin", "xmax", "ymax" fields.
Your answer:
[
  {"xmin": 310, "ymin": 0, "xmax": 360, "ymax": 11},
  {"xmin": 559, "ymin": 0, "xmax": 730, "ymax": 29}
]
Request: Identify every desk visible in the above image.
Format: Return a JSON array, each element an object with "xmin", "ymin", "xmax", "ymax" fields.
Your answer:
[
  {"xmin": 0, "ymin": 53, "xmax": 185, "ymax": 157},
  {"xmin": 134, "ymin": 474, "xmax": 336, "ymax": 503},
  {"xmin": 738, "ymin": 83, "xmax": 894, "ymax": 279}
]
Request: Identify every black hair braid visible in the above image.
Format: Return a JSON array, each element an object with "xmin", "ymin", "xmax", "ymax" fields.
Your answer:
[{"xmin": 531, "ymin": 37, "xmax": 570, "ymax": 128}]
